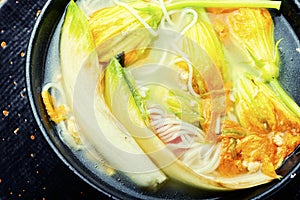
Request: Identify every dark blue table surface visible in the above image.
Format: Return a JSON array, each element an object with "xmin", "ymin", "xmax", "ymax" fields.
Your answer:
[{"xmin": 0, "ymin": 0, "xmax": 299, "ymax": 199}]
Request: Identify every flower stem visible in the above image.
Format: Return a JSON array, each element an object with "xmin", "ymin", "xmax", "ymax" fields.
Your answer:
[
  {"xmin": 269, "ymin": 79, "xmax": 300, "ymax": 117},
  {"xmin": 166, "ymin": 0, "xmax": 281, "ymax": 11}
]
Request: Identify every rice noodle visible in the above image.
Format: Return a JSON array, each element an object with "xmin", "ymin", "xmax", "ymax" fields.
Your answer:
[
  {"xmin": 112, "ymin": 0, "xmax": 158, "ymax": 36},
  {"xmin": 182, "ymin": 143, "xmax": 221, "ymax": 174},
  {"xmin": 174, "ymin": 57, "xmax": 200, "ymax": 97},
  {"xmin": 160, "ymin": 8, "xmax": 198, "ymax": 35},
  {"xmin": 148, "ymin": 105, "xmax": 221, "ymax": 174},
  {"xmin": 179, "ymin": 9, "xmax": 198, "ymax": 35},
  {"xmin": 158, "ymin": 0, "xmax": 174, "ymax": 26},
  {"xmin": 42, "ymin": 82, "xmax": 64, "ymax": 100},
  {"xmin": 215, "ymin": 115, "xmax": 221, "ymax": 134},
  {"xmin": 156, "ymin": 7, "xmax": 200, "ymax": 96}
]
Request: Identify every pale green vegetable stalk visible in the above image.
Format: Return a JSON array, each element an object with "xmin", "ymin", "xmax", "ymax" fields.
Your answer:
[
  {"xmin": 142, "ymin": 84, "xmax": 203, "ymax": 125},
  {"xmin": 166, "ymin": 89, "xmax": 203, "ymax": 125},
  {"xmin": 269, "ymin": 78, "xmax": 300, "ymax": 118},
  {"xmin": 104, "ymin": 53, "xmax": 150, "ymax": 126},
  {"xmin": 60, "ymin": 0, "xmax": 96, "ymax": 104},
  {"xmin": 165, "ymin": 0, "xmax": 281, "ymax": 10},
  {"xmin": 59, "ymin": 0, "xmax": 167, "ymax": 189}
]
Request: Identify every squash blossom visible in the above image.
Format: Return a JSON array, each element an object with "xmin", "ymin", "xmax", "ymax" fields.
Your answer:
[
  {"xmin": 234, "ymin": 75, "xmax": 300, "ymax": 171},
  {"xmin": 88, "ymin": 1, "xmax": 162, "ymax": 65},
  {"xmin": 209, "ymin": 8, "xmax": 278, "ymax": 81},
  {"xmin": 184, "ymin": 8, "xmax": 229, "ymax": 83},
  {"xmin": 218, "ymin": 120, "xmax": 281, "ymax": 179},
  {"xmin": 210, "ymin": 7, "xmax": 300, "ymax": 117},
  {"xmin": 221, "ymin": 82, "xmax": 300, "ymax": 178},
  {"xmin": 234, "ymin": 75, "xmax": 300, "ymax": 134},
  {"xmin": 219, "ymin": 86, "xmax": 300, "ymax": 178}
]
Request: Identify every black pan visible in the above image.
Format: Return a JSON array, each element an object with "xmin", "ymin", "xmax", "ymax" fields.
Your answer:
[{"xmin": 26, "ymin": 0, "xmax": 300, "ymax": 199}]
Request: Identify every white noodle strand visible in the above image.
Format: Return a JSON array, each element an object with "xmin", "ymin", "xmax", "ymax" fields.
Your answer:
[
  {"xmin": 179, "ymin": 9, "xmax": 198, "ymax": 35},
  {"xmin": 42, "ymin": 82, "xmax": 67, "ymax": 105},
  {"xmin": 159, "ymin": 0, "xmax": 174, "ymax": 26},
  {"xmin": 174, "ymin": 57, "xmax": 200, "ymax": 97},
  {"xmin": 112, "ymin": 0, "xmax": 158, "ymax": 36},
  {"xmin": 215, "ymin": 115, "xmax": 221, "ymax": 134},
  {"xmin": 148, "ymin": 105, "xmax": 221, "ymax": 174}
]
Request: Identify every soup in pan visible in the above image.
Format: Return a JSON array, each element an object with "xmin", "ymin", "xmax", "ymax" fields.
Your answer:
[{"xmin": 41, "ymin": 0, "xmax": 300, "ymax": 192}]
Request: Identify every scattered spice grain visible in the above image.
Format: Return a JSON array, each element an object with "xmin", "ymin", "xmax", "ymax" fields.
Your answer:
[
  {"xmin": 30, "ymin": 135, "xmax": 35, "ymax": 140},
  {"xmin": 1, "ymin": 41, "xmax": 6, "ymax": 49},
  {"xmin": 14, "ymin": 128, "xmax": 19, "ymax": 134},
  {"xmin": 36, "ymin": 10, "xmax": 41, "ymax": 17},
  {"xmin": 3, "ymin": 110, "xmax": 9, "ymax": 117}
]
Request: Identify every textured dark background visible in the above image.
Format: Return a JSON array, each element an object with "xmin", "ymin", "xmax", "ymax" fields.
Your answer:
[{"xmin": 0, "ymin": 0, "xmax": 299, "ymax": 199}]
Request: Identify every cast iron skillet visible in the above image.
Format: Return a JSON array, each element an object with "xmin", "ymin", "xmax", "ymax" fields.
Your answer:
[{"xmin": 26, "ymin": 0, "xmax": 300, "ymax": 199}]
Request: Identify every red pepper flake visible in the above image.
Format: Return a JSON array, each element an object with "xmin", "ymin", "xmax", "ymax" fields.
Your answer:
[
  {"xmin": 20, "ymin": 52, "xmax": 25, "ymax": 57},
  {"xmin": 14, "ymin": 128, "xmax": 19, "ymax": 134},
  {"xmin": 1, "ymin": 41, "xmax": 6, "ymax": 49},
  {"xmin": 30, "ymin": 135, "xmax": 35, "ymax": 140},
  {"xmin": 3, "ymin": 110, "xmax": 9, "ymax": 117}
]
